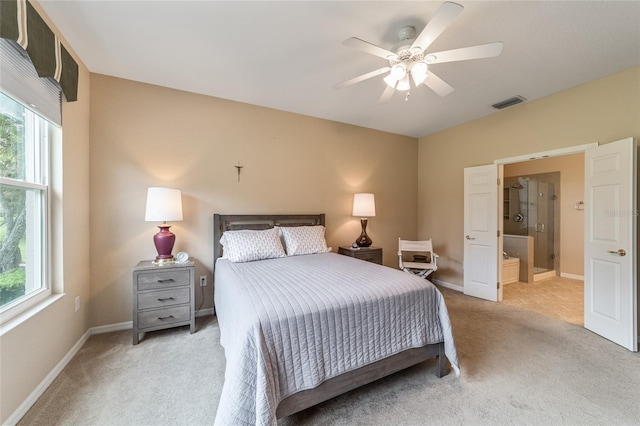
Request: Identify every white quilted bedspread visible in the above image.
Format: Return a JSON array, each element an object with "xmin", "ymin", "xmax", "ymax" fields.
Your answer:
[{"xmin": 214, "ymin": 252, "xmax": 459, "ymax": 425}]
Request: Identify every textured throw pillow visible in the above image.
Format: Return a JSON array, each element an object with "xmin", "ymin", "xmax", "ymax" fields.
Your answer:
[
  {"xmin": 280, "ymin": 225, "xmax": 332, "ymax": 256},
  {"xmin": 220, "ymin": 227, "xmax": 286, "ymax": 262}
]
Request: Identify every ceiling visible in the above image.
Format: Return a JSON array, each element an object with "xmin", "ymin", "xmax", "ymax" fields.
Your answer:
[{"xmin": 39, "ymin": 1, "xmax": 640, "ymax": 138}]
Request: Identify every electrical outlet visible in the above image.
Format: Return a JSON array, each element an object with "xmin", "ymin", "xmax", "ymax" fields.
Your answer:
[
  {"xmin": 200, "ymin": 276, "xmax": 207, "ymax": 287},
  {"xmin": 75, "ymin": 296, "xmax": 80, "ymax": 312}
]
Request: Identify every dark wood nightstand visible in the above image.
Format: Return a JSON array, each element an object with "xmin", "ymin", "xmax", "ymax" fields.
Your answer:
[
  {"xmin": 338, "ymin": 246, "xmax": 383, "ymax": 265},
  {"xmin": 132, "ymin": 260, "xmax": 195, "ymax": 345}
]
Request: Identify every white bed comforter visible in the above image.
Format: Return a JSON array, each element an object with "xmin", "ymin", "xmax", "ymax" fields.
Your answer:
[{"xmin": 214, "ymin": 252, "xmax": 459, "ymax": 425}]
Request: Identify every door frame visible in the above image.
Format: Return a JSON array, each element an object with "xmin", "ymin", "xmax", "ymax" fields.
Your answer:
[
  {"xmin": 494, "ymin": 143, "xmax": 598, "ymax": 165},
  {"xmin": 494, "ymin": 143, "xmax": 597, "ymax": 290},
  {"xmin": 492, "ymin": 141, "xmax": 638, "ymax": 351}
]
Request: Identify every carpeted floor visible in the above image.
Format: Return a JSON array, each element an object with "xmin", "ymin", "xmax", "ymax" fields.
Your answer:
[{"xmin": 17, "ymin": 287, "xmax": 640, "ymax": 426}]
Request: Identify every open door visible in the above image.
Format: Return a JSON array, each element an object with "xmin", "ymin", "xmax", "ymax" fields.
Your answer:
[
  {"xmin": 584, "ymin": 137, "xmax": 637, "ymax": 351},
  {"xmin": 464, "ymin": 164, "xmax": 503, "ymax": 301}
]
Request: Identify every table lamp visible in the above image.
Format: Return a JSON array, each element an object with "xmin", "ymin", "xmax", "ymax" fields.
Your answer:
[
  {"xmin": 352, "ymin": 193, "xmax": 376, "ymax": 247},
  {"xmin": 145, "ymin": 187, "xmax": 183, "ymax": 264}
]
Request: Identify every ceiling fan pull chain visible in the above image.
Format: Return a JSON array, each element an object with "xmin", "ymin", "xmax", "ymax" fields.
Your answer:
[{"xmin": 405, "ymin": 91, "xmax": 410, "ymax": 101}]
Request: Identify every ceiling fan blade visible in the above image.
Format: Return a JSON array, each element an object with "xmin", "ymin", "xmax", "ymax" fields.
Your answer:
[
  {"xmin": 378, "ymin": 85, "xmax": 396, "ymax": 104},
  {"xmin": 423, "ymin": 71, "xmax": 454, "ymax": 97},
  {"xmin": 426, "ymin": 42, "xmax": 504, "ymax": 64},
  {"xmin": 411, "ymin": 2, "xmax": 464, "ymax": 53},
  {"xmin": 343, "ymin": 37, "xmax": 397, "ymax": 60},
  {"xmin": 334, "ymin": 67, "xmax": 390, "ymax": 89}
]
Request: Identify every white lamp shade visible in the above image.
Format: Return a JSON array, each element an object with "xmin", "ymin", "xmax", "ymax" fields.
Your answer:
[
  {"xmin": 352, "ymin": 193, "xmax": 376, "ymax": 217},
  {"xmin": 145, "ymin": 187, "xmax": 183, "ymax": 222}
]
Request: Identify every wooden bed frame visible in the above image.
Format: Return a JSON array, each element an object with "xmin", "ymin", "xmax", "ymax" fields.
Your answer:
[{"xmin": 212, "ymin": 213, "xmax": 450, "ymax": 419}]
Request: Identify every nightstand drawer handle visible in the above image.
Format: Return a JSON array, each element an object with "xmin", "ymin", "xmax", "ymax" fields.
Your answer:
[
  {"xmin": 157, "ymin": 315, "xmax": 175, "ymax": 321},
  {"xmin": 157, "ymin": 278, "xmax": 175, "ymax": 283},
  {"xmin": 157, "ymin": 297, "xmax": 175, "ymax": 302}
]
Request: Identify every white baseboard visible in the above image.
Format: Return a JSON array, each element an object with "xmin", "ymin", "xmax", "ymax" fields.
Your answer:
[
  {"xmin": 560, "ymin": 272, "xmax": 584, "ymax": 281},
  {"xmin": 4, "ymin": 328, "xmax": 92, "ymax": 426},
  {"xmin": 431, "ymin": 279, "xmax": 464, "ymax": 293},
  {"xmin": 91, "ymin": 321, "xmax": 132, "ymax": 334}
]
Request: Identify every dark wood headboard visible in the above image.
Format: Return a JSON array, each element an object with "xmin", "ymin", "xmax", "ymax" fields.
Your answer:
[{"xmin": 212, "ymin": 214, "xmax": 325, "ymax": 270}]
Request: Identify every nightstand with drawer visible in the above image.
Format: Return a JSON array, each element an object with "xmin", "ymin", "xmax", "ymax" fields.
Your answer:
[
  {"xmin": 338, "ymin": 246, "xmax": 383, "ymax": 265},
  {"xmin": 132, "ymin": 260, "xmax": 195, "ymax": 345}
]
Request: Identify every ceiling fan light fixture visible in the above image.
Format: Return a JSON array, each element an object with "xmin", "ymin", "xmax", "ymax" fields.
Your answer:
[
  {"xmin": 383, "ymin": 74, "xmax": 398, "ymax": 88},
  {"xmin": 412, "ymin": 61, "xmax": 428, "ymax": 75},
  {"xmin": 411, "ymin": 71, "xmax": 428, "ymax": 86},
  {"xmin": 410, "ymin": 61, "xmax": 428, "ymax": 85},
  {"xmin": 397, "ymin": 75, "xmax": 410, "ymax": 91},
  {"xmin": 390, "ymin": 63, "xmax": 407, "ymax": 80}
]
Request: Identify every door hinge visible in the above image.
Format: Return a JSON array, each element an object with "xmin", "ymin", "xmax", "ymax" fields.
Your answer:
[
  {"xmin": 497, "ymin": 230, "xmax": 500, "ymax": 237},
  {"xmin": 497, "ymin": 282, "xmax": 500, "ymax": 289},
  {"xmin": 497, "ymin": 178, "xmax": 501, "ymax": 185}
]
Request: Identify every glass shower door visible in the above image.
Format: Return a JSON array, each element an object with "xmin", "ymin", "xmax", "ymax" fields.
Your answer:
[{"xmin": 529, "ymin": 182, "xmax": 555, "ymax": 273}]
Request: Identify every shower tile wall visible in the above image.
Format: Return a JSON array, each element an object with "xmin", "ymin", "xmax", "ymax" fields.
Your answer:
[{"xmin": 503, "ymin": 235, "xmax": 534, "ymax": 283}]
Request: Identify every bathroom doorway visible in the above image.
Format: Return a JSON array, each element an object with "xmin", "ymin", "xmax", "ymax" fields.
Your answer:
[{"xmin": 501, "ymin": 153, "xmax": 585, "ymax": 322}]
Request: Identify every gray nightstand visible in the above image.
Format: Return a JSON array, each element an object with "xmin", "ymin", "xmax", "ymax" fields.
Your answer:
[
  {"xmin": 132, "ymin": 260, "xmax": 195, "ymax": 345},
  {"xmin": 338, "ymin": 246, "xmax": 383, "ymax": 265}
]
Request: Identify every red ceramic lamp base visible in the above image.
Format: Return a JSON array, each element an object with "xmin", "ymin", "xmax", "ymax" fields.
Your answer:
[{"xmin": 153, "ymin": 225, "xmax": 176, "ymax": 264}]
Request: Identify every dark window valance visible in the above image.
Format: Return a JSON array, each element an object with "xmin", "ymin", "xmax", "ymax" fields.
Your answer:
[{"xmin": 1, "ymin": 0, "xmax": 78, "ymax": 102}]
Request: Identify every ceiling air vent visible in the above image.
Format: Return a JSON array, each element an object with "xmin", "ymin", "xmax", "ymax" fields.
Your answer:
[{"xmin": 492, "ymin": 95, "xmax": 527, "ymax": 110}]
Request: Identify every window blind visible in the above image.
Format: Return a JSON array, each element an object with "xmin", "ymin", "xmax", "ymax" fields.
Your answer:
[{"xmin": 1, "ymin": 39, "xmax": 61, "ymax": 125}]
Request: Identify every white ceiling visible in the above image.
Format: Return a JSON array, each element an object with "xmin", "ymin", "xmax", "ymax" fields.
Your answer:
[{"xmin": 39, "ymin": 1, "xmax": 640, "ymax": 138}]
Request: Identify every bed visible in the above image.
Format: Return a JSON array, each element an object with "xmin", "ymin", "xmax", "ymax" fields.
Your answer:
[{"xmin": 213, "ymin": 214, "xmax": 459, "ymax": 425}]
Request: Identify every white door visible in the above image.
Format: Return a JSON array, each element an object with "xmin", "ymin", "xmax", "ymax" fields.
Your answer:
[
  {"xmin": 584, "ymin": 137, "xmax": 637, "ymax": 351},
  {"xmin": 464, "ymin": 164, "xmax": 502, "ymax": 301}
]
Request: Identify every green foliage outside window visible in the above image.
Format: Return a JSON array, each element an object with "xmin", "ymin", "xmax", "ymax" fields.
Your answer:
[
  {"xmin": 0, "ymin": 267, "xmax": 25, "ymax": 305},
  {"xmin": 0, "ymin": 105, "xmax": 27, "ymax": 304}
]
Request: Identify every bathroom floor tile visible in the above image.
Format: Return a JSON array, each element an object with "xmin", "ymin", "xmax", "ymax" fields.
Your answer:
[{"xmin": 502, "ymin": 276, "xmax": 583, "ymax": 326}]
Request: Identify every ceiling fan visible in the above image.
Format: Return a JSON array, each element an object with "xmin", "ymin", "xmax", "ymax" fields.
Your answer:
[{"xmin": 334, "ymin": 1, "xmax": 503, "ymax": 102}]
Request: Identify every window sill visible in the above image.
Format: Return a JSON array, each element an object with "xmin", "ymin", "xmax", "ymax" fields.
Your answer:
[{"xmin": 0, "ymin": 293, "xmax": 65, "ymax": 336}]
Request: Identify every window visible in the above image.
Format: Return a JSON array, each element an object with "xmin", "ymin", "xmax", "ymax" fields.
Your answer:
[{"xmin": 0, "ymin": 91, "xmax": 51, "ymax": 317}]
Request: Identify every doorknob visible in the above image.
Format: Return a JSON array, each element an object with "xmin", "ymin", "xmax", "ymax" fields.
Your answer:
[
  {"xmin": 606, "ymin": 249, "xmax": 626, "ymax": 257},
  {"xmin": 465, "ymin": 235, "xmax": 475, "ymax": 240}
]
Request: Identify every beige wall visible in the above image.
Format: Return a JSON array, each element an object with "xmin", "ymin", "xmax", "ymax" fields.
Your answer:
[
  {"xmin": 504, "ymin": 153, "xmax": 585, "ymax": 277},
  {"xmin": 0, "ymin": 2, "xmax": 91, "ymax": 423},
  {"xmin": 418, "ymin": 66, "xmax": 640, "ymax": 287},
  {"xmin": 3, "ymin": 3, "xmax": 638, "ymax": 421},
  {"xmin": 89, "ymin": 75, "xmax": 418, "ymax": 327}
]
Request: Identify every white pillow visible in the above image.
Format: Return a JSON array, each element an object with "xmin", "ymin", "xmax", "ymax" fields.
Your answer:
[
  {"xmin": 280, "ymin": 225, "xmax": 332, "ymax": 256},
  {"xmin": 220, "ymin": 227, "xmax": 286, "ymax": 262}
]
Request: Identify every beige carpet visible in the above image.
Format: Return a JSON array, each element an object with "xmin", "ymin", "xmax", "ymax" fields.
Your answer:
[{"xmin": 17, "ymin": 287, "xmax": 640, "ymax": 425}]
